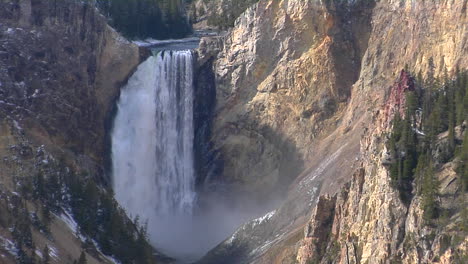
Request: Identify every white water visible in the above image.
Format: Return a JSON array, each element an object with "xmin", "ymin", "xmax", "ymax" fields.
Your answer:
[
  {"xmin": 111, "ymin": 50, "xmax": 197, "ymax": 259},
  {"xmin": 111, "ymin": 49, "xmax": 277, "ymax": 262}
]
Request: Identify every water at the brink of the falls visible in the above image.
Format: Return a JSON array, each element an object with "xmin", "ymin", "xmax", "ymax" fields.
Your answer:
[{"xmin": 112, "ymin": 50, "xmax": 197, "ymax": 260}]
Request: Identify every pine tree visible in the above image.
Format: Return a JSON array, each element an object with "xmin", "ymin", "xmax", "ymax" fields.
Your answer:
[
  {"xmin": 421, "ymin": 161, "xmax": 439, "ymax": 222},
  {"xmin": 78, "ymin": 251, "xmax": 87, "ymax": 264},
  {"xmin": 458, "ymin": 129, "xmax": 468, "ymax": 191},
  {"xmin": 388, "ymin": 112, "xmax": 403, "ymax": 185},
  {"xmin": 41, "ymin": 204, "xmax": 51, "ymax": 232},
  {"xmin": 414, "ymin": 153, "xmax": 428, "ymax": 195},
  {"xmin": 34, "ymin": 173, "xmax": 45, "ymax": 200},
  {"xmin": 43, "ymin": 245, "xmax": 50, "ymax": 264},
  {"xmin": 405, "ymin": 91, "xmax": 418, "ymax": 120}
]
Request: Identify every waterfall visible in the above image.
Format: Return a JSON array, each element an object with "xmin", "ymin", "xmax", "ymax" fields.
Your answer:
[{"xmin": 111, "ymin": 50, "xmax": 197, "ymax": 259}]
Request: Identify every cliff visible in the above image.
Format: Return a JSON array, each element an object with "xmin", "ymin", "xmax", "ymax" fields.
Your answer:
[
  {"xmin": 196, "ymin": 0, "xmax": 468, "ymax": 263},
  {"xmin": 0, "ymin": 0, "xmax": 148, "ymax": 263},
  {"xmin": 189, "ymin": 0, "xmax": 259, "ymax": 30},
  {"xmin": 197, "ymin": 0, "xmax": 375, "ymax": 202},
  {"xmin": 0, "ymin": 0, "xmax": 145, "ymax": 175},
  {"xmin": 294, "ymin": 74, "xmax": 468, "ymax": 264}
]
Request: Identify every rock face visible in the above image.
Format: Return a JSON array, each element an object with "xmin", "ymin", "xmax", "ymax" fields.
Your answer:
[
  {"xmin": 0, "ymin": 0, "xmax": 144, "ymax": 177},
  {"xmin": 294, "ymin": 75, "xmax": 468, "ymax": 264},
  {"xmin": 0, "ymin": 0, "xmax": 146, "ymax": 263},
  {"xmin": 197, "ymin": 0, "xmax": 375, "ymax": 201},
  {"xmin": 196, "ymin": 0, "xmax": 468, "ymax": 262},
  {"xmin": 189, "ymin": 0, "xmax": 259, "ymax": 30}
]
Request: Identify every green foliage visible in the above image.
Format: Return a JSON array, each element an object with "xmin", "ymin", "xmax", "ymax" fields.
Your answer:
[
  {"xmin": 78, "ymin": 251, "xmax": 87, "ymax": 264},
  {"xmin": 205, "ymin": 0, "xmax": 260, "ymax": 29},
  {"xmin": 43, "ymin": 245, "xmax": 51, "ymax": 264},
  {"xmin": 420, "ymin": 159, "xmax": 439, "ymax": 222},
  {"xmin": 458, "ymin": 130, "xmax": 468, "ymax": 191},
  {"xmin": 11, "ymin": 199, "xmax": 34, "ymax": 249},
  {"xmin": 31, "ymin": 169, "xmax": 156, "ymax": 264},
  {"xmin": 388, "ymin": 102, "xmax": 418, "ymax": 203},
  {"xmin": 96, "ymin": 0, "xmax": 192, "ymax": 39},
  {"xmin": 387, "ymin": 69, "xmax": 468, "ymax": 219}
]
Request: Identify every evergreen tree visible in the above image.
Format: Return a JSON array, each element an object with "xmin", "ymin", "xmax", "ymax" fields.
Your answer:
[
  {"xmin": 41, "ymin": 204, "xmax": 51, "ymax": 232},
  {"xmin": 42, "ymin": 245, "xmax": 50, "ymax": 264},
  {"xmin": 388, "ymin": 112, "xmax": 403, "ymax": 185},
  {"xmin": 388, "ymin": 69, "xmax": 468, "ymax": 226},
  {"xmin": 96, "ymin": 0, "xmax": 191, "ymax": 40},
  {"xmin": 458, "ymin": 129, "xmax": 468, "ymax": 191},
  {"xmin": 78, "ymin": 251, "xmax": 87, "ymax": 264},
  {"xmin": 12, "ymin": 201, "xmax": 34, "ymax": 249},
  {"xmin": 33, "ymin": 173, "xmax": 45, "ymax": 200},
  {"xmin": 421, "ymin": 161, "xmax": 439, "ymax": 222},
  {"xmin": 414, "ymin": 153, "xmax": 427, "ymax": 195}
]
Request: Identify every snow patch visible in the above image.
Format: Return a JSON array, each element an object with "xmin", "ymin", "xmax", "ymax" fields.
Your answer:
[
  {"xmin": 414, "ymin": 128, "xmax": 425, "ymax": 136},
  {"xmin": 251, "ymin": 210, "xmax": 276, "ymax": 227},
  {"xmin": 226, "ymin": 210, "xmax": 277, "ymax": 245},
  {"xmin": 0, "ymin": 236, "xmax": 18, "ymax": 257},
  {"xmin": 48, "ymin": 245, "xmax": 59, "ymax": 260},
  {"xmin": 299, "ymin": 144, "xmax": 347, "ymax": 190},
  {"xmin": 35, "ymin": 249, "xmax": 43, "ymax": 259},
  {"xmin": 12, "ymin": 120, "xmax": 22, "ymax": 131},
  {"xmin": 56, "ymin": 211, "xmax": 120, "ymax": 263},
  {"xmin": 57, "ymin": 211, "xmax": 79, "ymax": 235},
  {"xmin": 31, "ymin": 89, "xmax": 40, "ymax": 98}
]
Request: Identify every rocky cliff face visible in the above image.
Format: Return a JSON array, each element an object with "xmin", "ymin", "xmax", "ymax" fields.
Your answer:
[
  {"xmin": 189, "ymin": 0, "xmax": 259, "ymax": 30},
  {"xmin": 197, "ymin": 0, "xmax": 375, "ymax": 201},
  {"xmin": 196, "ymin": 0, "xmax": 468, "ymax": 262},
  {"xmin": 0, "ymin": 0, "xmax": 144, "ymax": 177},
  {"xmin": 294, "ymin": 74, "xmax": 468, "ymax": 264},
  {"xmin": 0, "ymin": 0, "xmax": 146, "ymax": 263}
]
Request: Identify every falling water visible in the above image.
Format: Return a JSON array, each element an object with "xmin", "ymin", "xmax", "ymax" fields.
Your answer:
[
  {"xmin": 111, "ymin": 50, "xmax": 197, "ymax": 259},
  {"xmin": 111, "ymin": 48, "xmax": 273, "ymax": 262}
]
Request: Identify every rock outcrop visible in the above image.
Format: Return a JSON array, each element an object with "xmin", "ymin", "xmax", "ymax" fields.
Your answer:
[
  {"xmin": 294, "ymin": 73, "xmax": 468, "ymax": 264},
  {"xmin": 189, "ymin": 0, "xmax": 259, "ymax": 30},
  {"xmin": 196, "ymin": 0, "xmax": 375, "ymax": 202},
  {"xmin": 0, "ymin": 0, "xmax": 145, "ymax": 177},
  {"xmin": 196, "ymin": 0, "xmax": 468, "ymax": 262},
  {"xmin": 0, "ymin": 0, "xmax": 147, "ymax": 263}
]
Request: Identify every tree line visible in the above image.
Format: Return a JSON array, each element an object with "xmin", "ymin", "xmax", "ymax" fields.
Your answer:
[
  {"xmin": 201, "ymin": 0, "xmax": 260, "ymax": 30},
  {"xmin": 11, "ymin": 163, "xmax": 156, "ymax": 264},
  {"xmin": 387, "ymin": 65, "xmax": 468, "ymax": 223},
  {"xmin": 95, "ymin": 0, "xmax": 192, "ymax": 39}
]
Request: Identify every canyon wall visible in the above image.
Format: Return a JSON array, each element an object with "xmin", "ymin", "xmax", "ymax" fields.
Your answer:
[
  {"xmin": 0, "ymin": 0, "xmax": 147, "ymax": 263},
  {"xmin": 294, "ymin": 72, "xmax": 467, "ymax": 264},
  {"xmin": 0, "ymin": 0, "xmax": 145, "ymax": 177},
  {"xmin": 196, "ymin": 0, "xmax": 468, "ymax": 263},
  {"xmin": 197, "ymin": 0, "xmax": 375, "ymax": 201}
]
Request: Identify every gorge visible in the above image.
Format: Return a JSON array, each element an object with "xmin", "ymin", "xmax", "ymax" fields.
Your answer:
[
  {"xmin": 111, "ymin": 43, "xmax": 274, "ymax": 262},
  {"xmin": 0, "ymin": 0, "xmax": 467, "ymax": 264}
]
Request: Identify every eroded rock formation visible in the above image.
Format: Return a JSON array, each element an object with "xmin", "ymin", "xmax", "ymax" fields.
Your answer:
[{"xmin": 196, "ymin": 0, "xmax": 468, "ymax": 263}]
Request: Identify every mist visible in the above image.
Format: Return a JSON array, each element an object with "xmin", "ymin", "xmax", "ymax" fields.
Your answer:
[
  {"xmin": 111, "ymin": 50, "xmax": 282, "ymax": 262},
  {"xmin": 147, "ymin": 189, "xmax": 280, "ymax": 262}
]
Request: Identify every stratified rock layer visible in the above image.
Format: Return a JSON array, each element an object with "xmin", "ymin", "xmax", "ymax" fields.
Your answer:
[{"xmin": 196, "ymin": 0, "xmax": 468, "ymax": 263}]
